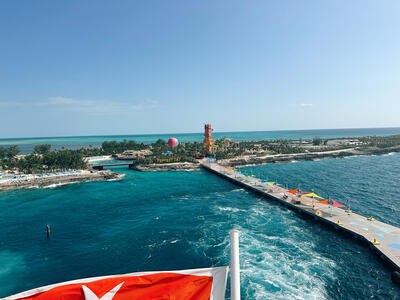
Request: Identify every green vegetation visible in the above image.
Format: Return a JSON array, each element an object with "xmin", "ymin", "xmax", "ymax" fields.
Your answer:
[
  {"xmin": 0, "ymin": 146, "xmax": 88, "ymax": 174},
  {"xmin": 312, "ymin": 137, "xmax": 322, "ymax": 146},
  {"xmin": 359, "ymin": 134, "xmax": 400, "ymax": 148},
  {"xmin": 34, "ymin": 144, "xmax": 51, "ymax": 154},
  {"xmin": 2, "ymin": 134, "xmax": 400, "ymax": 172},
  {"xmin": 0, "ymin": 145, "xmax": 20, "ymax": 159},
  {"xmin": 132, "ymin": 139, "xmax": 204, "ymax": 165},
  {"xmin": 101, "ymin": 140, "xmax": 147, "ymax": 154}
]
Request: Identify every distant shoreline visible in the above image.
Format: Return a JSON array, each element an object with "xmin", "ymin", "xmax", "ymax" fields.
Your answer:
[
  {"xmin": 129, "ymin": 146, "xmax": 400, "ymax": 171},
  {"xmin": 2, "ymin": 127, "xmax": 399, "ymax": 154},
  {"xmin": 1, "ymin": 147, "xmax": 398, "ymax": 191},
  {"xmin": 1, "ymin": 126, "xmax": 400, "ymax": 141},
  {"xmin": 218, "ymin": 145, "xmax": 400, "ymax": 167}
]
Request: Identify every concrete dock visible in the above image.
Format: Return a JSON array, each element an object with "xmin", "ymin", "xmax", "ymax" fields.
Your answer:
[{"xmin": 200, "ymin": 160, "xmax": 400, "ymax": 272}]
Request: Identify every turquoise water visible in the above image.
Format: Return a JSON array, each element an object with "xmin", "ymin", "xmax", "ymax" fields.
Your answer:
[
  {"xmin": 1, "ymin": 127, "xmax": 400, "ymax": 154},
  {"xmin": 1, "ymin": 154, "xmax": 400, "ymax": 299}
]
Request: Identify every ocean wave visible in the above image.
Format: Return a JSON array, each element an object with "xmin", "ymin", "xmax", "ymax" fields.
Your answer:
[{"xmin": 237, "ymin": 228, "xmax": 336, "ymax": 300}]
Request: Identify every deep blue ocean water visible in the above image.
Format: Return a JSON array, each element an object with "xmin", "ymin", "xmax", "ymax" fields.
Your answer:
[
  {"xmin": 1, "ymin": 153, "xmax": 400, "ymax": 299},
  {"xmin": 1, "ymin": 127, "xmax": 400, "ymax": 154}
]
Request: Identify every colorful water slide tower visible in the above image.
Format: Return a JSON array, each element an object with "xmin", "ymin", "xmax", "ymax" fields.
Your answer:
[{"xmin": 203, "ymin": 123, "xmax": 215, "ymax": 154}]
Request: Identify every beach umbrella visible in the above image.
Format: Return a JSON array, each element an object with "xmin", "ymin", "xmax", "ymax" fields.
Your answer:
[
  {"xmin": 302, "ymin": 192, "xmax": 324, "ymax": 199},
  {"xmin": 168, "ymin": 137, "xmax": 179, "ymax": 147},
  {"xmin": 315, "ymin": 199, "xmax": 328, "ymax": 205},
  {"xmin": 332, "ymin": 199, "xmax": 346, "ymax": 208},
  {"xmin": 287, "ymin": 188, "xmax": 298, "ymax": 195}
]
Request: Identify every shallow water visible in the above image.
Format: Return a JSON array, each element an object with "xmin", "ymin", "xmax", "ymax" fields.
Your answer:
[{"xmin": 1, "ymin": 154, "xmax": 400, "ymax": 299}]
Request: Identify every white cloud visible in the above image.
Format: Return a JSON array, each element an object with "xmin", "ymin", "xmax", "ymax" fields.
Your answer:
[
  {"xmin": 45, "ymin": 97, "xmax": 158, "ymax": 114},
  {"xmin": 300, "ymin": 103, "xmax": 313, "ymax": 107}
]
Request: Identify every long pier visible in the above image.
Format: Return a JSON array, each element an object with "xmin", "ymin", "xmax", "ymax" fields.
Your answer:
[{"xmin": 200, "ymin": 159, "xmax": 400, "ymax": 274}]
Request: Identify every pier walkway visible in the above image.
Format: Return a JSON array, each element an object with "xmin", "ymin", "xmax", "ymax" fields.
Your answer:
[{"xmin": 200, "ymin": 160, "xmax": 400, "ymax": 272}]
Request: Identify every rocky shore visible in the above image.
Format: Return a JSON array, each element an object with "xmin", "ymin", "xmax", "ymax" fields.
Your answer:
[{"xmin": 0, "ymin": 170, "xmax": 124, "ymax": 191}]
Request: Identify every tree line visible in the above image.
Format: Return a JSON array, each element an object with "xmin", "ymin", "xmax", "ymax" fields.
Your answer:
[
  {"xmin": 2, "ymin": 134, "xmax": 400, "ymax": 172},
  {"xmin": 359, "ymin": 134, "xmax": 400, "ymax": 148},
  {"xmin": 0, "ymin": 145, "xmax": 88, "ymax": 173}
]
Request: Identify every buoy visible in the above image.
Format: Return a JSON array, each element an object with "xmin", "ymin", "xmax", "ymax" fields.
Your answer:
[
  {"xmin": 371, "ymin": 238, "xmax": 380, "ymax": 245},
  {"xmin": 46, "ymin": 224, "xmax": 51, "ymax": 239},
  {"xmin": 336, "ymin": 220, "xmax": 343, "ymax": 226},
  {"xmin": 367, "ymin": 216, "xmax": 376, "ymax": 221}
]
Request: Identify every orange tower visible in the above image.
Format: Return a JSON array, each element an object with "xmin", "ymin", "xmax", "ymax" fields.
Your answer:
[{"xmin": 203, "ymin": 123, "xmax": 214, "ymax": 153}]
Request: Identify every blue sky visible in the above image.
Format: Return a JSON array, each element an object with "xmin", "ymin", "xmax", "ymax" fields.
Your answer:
[{"xmin": 0, "ymin": 1, "xmax": 399, "ymax": 138}]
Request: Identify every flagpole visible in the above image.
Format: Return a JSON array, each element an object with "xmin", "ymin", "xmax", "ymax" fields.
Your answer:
[{"xmin": 230, "ymin": 230, "xmax": 240, "ymax": 300}]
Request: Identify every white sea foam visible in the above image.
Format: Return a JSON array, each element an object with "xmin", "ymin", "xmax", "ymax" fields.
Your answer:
[
  {"xmin": 237, "ymin": 228, "xmax": 336, "ymax": 299},
  {"xmin": 232, "ymin": 188, "xmax": 245, "ymax": 192},
  {"xmin": 216, "ymin": 206, "xmax": 242, "ymax": 213},
  {"xmin": 382, "ymin": 152, "xmax": 395, "ymax": 156},
  {"xmin": 343, "ymin": 155, "xmax": 360, "ymax": 159},
  {"xmin": 198, "ymin": 202, "xmax": 337, "ymax": 299},
  {"xmin": 44, "ymin": 182, "xmax": 69, "ymax": 189}
]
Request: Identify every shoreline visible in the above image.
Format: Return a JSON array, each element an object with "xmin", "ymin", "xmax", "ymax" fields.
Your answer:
[
  {"xmin": 130, "ymin": 146, "xmax": 400, "ymax": 171},
  {"xmin": 0, "ymin": 170, "xmax": 124, "ymax": 191},
  {"xmin": 217, "ymin": 146, "xmax": 400, "ymax": 167},
  {"xmin": 1, "ymin": 146, "xmax": 398, "ymax": 190}
]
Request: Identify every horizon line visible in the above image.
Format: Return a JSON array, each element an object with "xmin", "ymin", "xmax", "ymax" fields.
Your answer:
[{"xmin": 0, "ymin": 126, "xmax": 399, "ymax": 141}]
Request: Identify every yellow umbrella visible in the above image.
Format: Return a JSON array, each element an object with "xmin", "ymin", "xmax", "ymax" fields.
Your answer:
[{"xmin": 302, "ymin": 192, "xmax": 324, "ymax": 199}]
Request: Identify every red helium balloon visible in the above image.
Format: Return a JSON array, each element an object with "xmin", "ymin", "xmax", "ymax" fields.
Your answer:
[{"xmin": 168, "ymin": 137, "xmax": 178, "ymax": 147}]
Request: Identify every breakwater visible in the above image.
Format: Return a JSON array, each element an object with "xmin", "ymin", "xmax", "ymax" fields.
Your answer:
[{"xmin": 200, "ymin": 159, "xmax": 400, "ymax": 274}]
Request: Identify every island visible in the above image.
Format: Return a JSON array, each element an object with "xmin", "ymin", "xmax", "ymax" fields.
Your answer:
[{"xmin": 1, "ymin": 133, "xmax": 399, "ymax": 191}]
